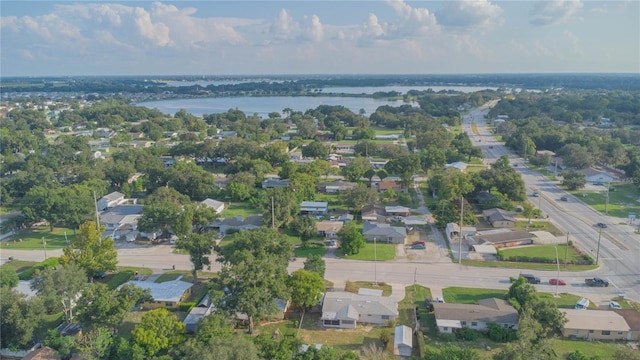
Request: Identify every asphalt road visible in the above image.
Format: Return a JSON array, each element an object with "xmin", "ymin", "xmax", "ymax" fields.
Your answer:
[{"xmin": 463, "ymin": 103, "xmax": 639, "ymax": 302}]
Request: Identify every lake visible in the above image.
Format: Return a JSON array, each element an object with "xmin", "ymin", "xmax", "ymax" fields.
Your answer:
[
  {"xmin": 320, "ymin": 85, "xmax": 498, "ymax": 94},
  {"xmin": 137, "ymin": 96, "xmax": 415, "ymax": 118}
]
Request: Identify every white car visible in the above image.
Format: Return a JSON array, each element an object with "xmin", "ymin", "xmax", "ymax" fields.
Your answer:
[{"xmin": 609, "ymin": 301, "xmax": 622, "ymax": 309}]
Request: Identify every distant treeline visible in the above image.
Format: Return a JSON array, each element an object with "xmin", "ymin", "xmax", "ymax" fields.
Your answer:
[{"xmin": 2, "ymin": 73, "xmax": 639, "ymax": 94}]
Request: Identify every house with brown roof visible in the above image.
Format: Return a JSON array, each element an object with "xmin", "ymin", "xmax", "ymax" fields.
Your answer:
[
  {"xmin": 361, "ymin": 205, "xmax": 386, "ymax": 223},
  {"xmin": 473, "ymin": 230, "xmax": 533, "ymax": 249},
  {"xmin": 482, "ymin": 208, "xmax": 518, "ymax": 228},
  {"xmin": 385, "ymin": 206, "xmax": 412, "ymax": 217},
  {"xmin": 376, "ymin": 180, "xmax": 404, "ymax": 193},
  {"xmin": 433, "ymin": 298, "xmax": 519, "ymax": 334},
  {"xmin": 561, "ymin": 309, "xmax": 631, "ymax": 341},
  {"xmin": 613, "ymin": 309, "xmax": 640, "ymax": 341},
  {"xmin": 316, "ymin": 180, "xmax": 356, "ymax": 194},
  {"xmin": 316, "ymin": 221, "xmax": 343, "ymax": 239}
]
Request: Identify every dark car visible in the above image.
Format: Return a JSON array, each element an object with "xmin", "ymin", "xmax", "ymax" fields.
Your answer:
[
  {"xmin": 560, "ymin": 196, "xmax": 568, "ymax": 201},
  {"xmin": 519, "ymin": 273, "xmax": 541, "ymax": 284},
  {"xmin": 596, "ymin": 223, "xmax": 608, "ymax": 228}
]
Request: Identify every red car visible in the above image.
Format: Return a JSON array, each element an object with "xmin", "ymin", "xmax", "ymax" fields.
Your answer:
[
  {"xmin": 549, "ymin": 278, "xmax": 566, "ymax": 286},
  {"xmin": 412, "ymin": 241, "xmax": 426, "ymax": 246}
]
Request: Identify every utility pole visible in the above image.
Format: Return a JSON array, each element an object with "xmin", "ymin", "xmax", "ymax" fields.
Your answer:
[
  {"xmin": 373, "ymin": 237, "xmax": 378, "ymax": 286},
  {"xmin": 596, "ymin": 226, "xmax": 603, "ymax": 265},
  {"xmin": 605, "ymin": 181, "xmax": 610, "ymax": 215},
  {"xmin": 564, "ymin": 232, "xmax": 569, "ymax": 268},
  {"xmin": 554, "ymin": 245, "xmax": 560, "ymax": 296},
  {"xmin": 271, "ymin": 196, "xmax": 275, "ymax": 229},
  {"xmin": 458, "ymin": 196, "xmax": 463, "ymax": 265},
  {"xmin": 93, "ymin": 191, "xmax": 100, "ymax": 227}
]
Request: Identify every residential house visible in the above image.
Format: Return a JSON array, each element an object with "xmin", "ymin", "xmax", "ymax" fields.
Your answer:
[
  {"xmin": 97, "ymin": 191, "xmax": 125, "ymax": 211},
  {"xmin": 385, "ymin": 206, "xmax": 411, "ymax": 217},
  {"xmin": 122, "ymin": 276, "xmax": 193, "ymax": 309},
  {"xmin": 361, "ymin": 205, "xmax": 386, "ymax": 223},
  {"xmin": 471, "ymin": 244, "xmax": 499, "ymax": 260},
  {"xmin": 337, "ymin": 212, "xmax": 354, "ymax": 223},
  {"xmin": 613, "ymin": 309, "xmax": 640, "ymax": 341},
  {"xmin": 300, "ymin": 201, "xmax": 329, "ymax": 216},
  {"xmin": 445, "ymin": 161, "xmax": 468, "ymax": 172},
  {"xmin": 334, "ymin": 144, "xmax": 355, "ymax": 154},
  {"xmin": 99, "ymin": 205, "xmax": 143, "ymax": 233},
  {"xmin": 316, "ymin": 221, "xmax": 343, "ymax": 239},
  {"xmin": 394, "ymin": 325, "xmax": 413, "ymax": 357},
  {"xmin": 321, "ymin": 292, "xmax": 398, "ymax": 329},
  {"xmin": 434, "ymin": 298, "xmax": 519, "ymax": 334},
  {"xmin": 483, "ymin": 208, "xmax": 518, "ymax": 228},
  {"xmin": 316, "ymin": 180, "xmax": 356, "ymax": 194},
  {"xmin": 261, "ymin": 177, "xmax": 290, "ymax": 189},
  {"xmin": 376, "ymin": 180, "xmax": 403, "ymax": 193},
  {"xmin": 445, "ymin": 223, "xmax": 477, "ymax": 244},
  {"xmin": 561, "ymin": 309, "xmax": 631, "ymax": 341},
  {"xmin": 362, "ymin": 222, "xmax": 407, "ymax": 244},
  {"xmin": 401, "ymin": 216, "xmax": 428, "ymax": 226},
  {"xmin": 15, "ymin": 280, "xmax": 38, "ymax": 300},
  {"xmin": 206, "ymin": 215, "xmax": 263, "ymax": 235},
  {"xmin": 201, "ymin": 198, "xmax": 225, "ymax": 214},
  {"xmin": 578, "ymin": 168, "xmax": 616, "ymax": 184},
  {"xmin": 22, "ymin": 346, "xmax": 59, "ymax": 360},
  {"xmin": 473, "ymin": 230, "xmax": 533, "ymax": 249},
  {"xmin": 183, "ymin": 294, "xmax": 214, "ymax": 333}
]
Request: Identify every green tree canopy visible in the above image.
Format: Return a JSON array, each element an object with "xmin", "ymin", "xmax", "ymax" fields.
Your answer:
[
  {"xmin": 338, "ymin": 221, "xmax": 365, "ymax": 255},
  {"xmin": 60, "ymin": 221, "xmax": 118, "ymax": 281},
  {"xmin": 303, "ymin": 254, "xmax": 326, "ymax": 278},
  {"xmin": 31, "ymin": 263, "xmax": 87, "ymax": 321},
  {"xmin": 175, "ymin": 232, "xmax": 217, "ymax": 284},
  {"xmin": 0, "ymin": 266, "xmax": 18, "ymax": 288},
  {"xmin": 131, "ymin": 308, "xmax": 186, "ymax": 358}
]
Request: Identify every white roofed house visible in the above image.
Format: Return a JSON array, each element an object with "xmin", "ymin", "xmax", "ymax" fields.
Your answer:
[
  {"xmin": 578, "ymin": 168, "xmax": 616, "ymax": 184},
  {"xmin": 201, "ymin": 198, "xmax": 226, "ymax": 214},
  {"xmin": 321, "ymin": 292, "xmax": 398, "ymax": 329},
  {"xmin": 122, "ymin": 276, "xmax": 193, "ymax": 310},
  {"xmin": 433, "ymin": 298, "xmax": 519, "ymax": 334},
  {"xmin": 362, "ymin": 222, "xmax": 407, "ymax": 244},
  {"xmin": 97, "ymin": 191, "xmax": 125, "ymax": 211}
]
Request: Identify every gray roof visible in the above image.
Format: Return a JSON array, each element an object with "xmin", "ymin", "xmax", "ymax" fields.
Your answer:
[
  {"xmin": 100, "ymin": 205, "xmax": 143, "ymax": 225},
  {"xmin": 321, "ymin": 292, "xmax": 398, "ymax": 321},
  {"xmin": 394, "ymin": 325, "xmax": 413, "ymax": 347},
  {"xmin": 101, "ymin": 191, "xmax": 124, "ymax": 202},
  {"xmin": 483, "ymin": 208, "xmax": 517, "ymax": 224},
  {"xmin": 202, "ymin": 198, "xmax": 225, "ymax": 209},
  {"xmin": 218, "ymin": 215, "xmax": 263, "ymax": 227},
  {"xmin": 434, "ymin": 298, "xmax": 519, "ymax": 325},
  {"xmin": 363, "ymin": 222, "xmax": 407, "ymax": 238},
  {"xmin": 473, "ymin": 230, "xmax": 532, "ymax": 244},
  {"xmin": 301, "ymin": 201, "xmax": 328, "ymax": 209},
  {"xmin": 121, "ymin": 276, "xmax": 192, "ymax": 303}
]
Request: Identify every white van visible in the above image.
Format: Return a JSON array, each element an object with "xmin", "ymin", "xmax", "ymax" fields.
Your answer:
[{"xmin": 574, "ymin": 297, "xmax": 590, "ymax": 310}]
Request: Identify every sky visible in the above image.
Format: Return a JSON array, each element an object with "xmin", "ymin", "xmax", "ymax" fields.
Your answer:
[{"xmin": 1, "ymin": 0, "xmax": 638, "ymax": 76}]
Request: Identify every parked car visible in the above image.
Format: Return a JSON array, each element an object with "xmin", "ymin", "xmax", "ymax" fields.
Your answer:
[
  {"xmin": 412, "ymin": 240, "xmax": 426, "ymax": 246},
  {"xmin": 435, "ymin": 297, "xmax": 445, "ymax": 303},
  {"xmin": 560, "ymin": 196, "xmax": 568, "ymax": 201},
  {"xmin": 549, "ymin": 278, "xmax": 566, "ymax": 286},
  {"xmin": 596, "ymin": 222, "xmax": 608, "ymax": 228},
  {"xmin": 411, "ymin": 244, "xmax": 426, "ymax": 250},
  {"xmin": 609, "ymin": 301, "xmax": 622, "ymax": 309},
  {"xmin": 575, "ymin": 297, "xmax": 590, "ymax": 310},
  {"xmin": 532, "ymin": 192, "xmax": 539, "ymax": 197},
  {"xmin": 489, "ymin": 145, "xmax": 494, "ymax": 149}
]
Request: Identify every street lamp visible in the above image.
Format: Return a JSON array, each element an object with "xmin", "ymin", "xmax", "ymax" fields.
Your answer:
[{"xmin": 596, "ymin": 226, "xmax": 603, "ymax": 265}]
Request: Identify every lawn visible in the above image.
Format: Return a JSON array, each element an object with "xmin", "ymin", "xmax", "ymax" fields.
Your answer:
[
  {"xmin": 1, "ymin": 259, "xmax": 37, "ymax": 274},
  {"xmin": 344, "ymin": 281, "xmax": 392, "ymax": 296},
  {"xmin": 570, "ymin": 183, "xmax": 640, "ymax": 218},
  {"xmin": 294, "ymin": 242, "xmax": 327, "ymax": 258},
  {"xmin": 443, "ymin": 287, "xmax": 507, "ymax": 304},
  {"xmin": 341, "ymin": 243, "xmax": 396, "ymax": 261},
  {"xmin": 98, "ymin": 267, "xmax": 153, "ymax": 289},
  {"xmin": 2, "ymin": 226, "xmax": 76, "ymax": 250},
  {"xmin": 499, "ymin": 244, "xmax": 583, "ymax": 263},
  {"xmin": 512, "ymin": 220, "xmax": 564, "ymax": 235},
  {"xmin": 461, "ymin": 259, "xmax": 598, "ymax": 272},
  {"xmin": 399, "ymin": 285, "xmax": 432, "ymax": 329},
  {"xmin": 538, "ymin": 292, "xmax": 590, "ymax": 309},
  {"xmin": 553, "ymin": 339, "xmax": 621, "ymax": 360},
  {"xmin": 221, "ymin": 201, "xmax": 262, "ymax": 218}
]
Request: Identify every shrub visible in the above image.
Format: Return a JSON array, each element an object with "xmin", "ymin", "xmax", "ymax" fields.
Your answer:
[
  {"xmin": 179, "ymin": 302, "xmax": 196, "ymax": 312},
  {"xmin": 416, "ymin": 330, "xmax": 426, "ymax": 358},
  {"xmin": 456, "ymin": 327, "xmax": 480, "ymax": 341},
  {"xmin": 487, "ymin": 322, "xmax": 518, "ymax": 342},
  {"xmin": 18, "ymin": 257, "xmax": 59, "ymax": 280}
]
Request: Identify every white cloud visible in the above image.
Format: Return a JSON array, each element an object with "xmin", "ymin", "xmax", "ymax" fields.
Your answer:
[
  {"xmin": 302, "ymin": 15, "xmax": 324, "ymax": 42},
  {"xmin": 268, "ymin": 8, "xmax": 299, "ymax": 41},
  {"xmin": 385, "ymin": 0, "xmax": 440, "ymax": 37},
  {"xmin": 435, "ymin": 0, "xmax": 503, "ymax": 30},
  {"xmin": 529, "ymin": 0, "xmax": 583, "ymax": 26}
]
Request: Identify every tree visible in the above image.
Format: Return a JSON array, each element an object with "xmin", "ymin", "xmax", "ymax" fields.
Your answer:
[
  {"xmin": 131, "ymin": 308, "xmax": 186, "ymax": 358},
  {"xmin": 522, "ymin": 202, "xmax": 535, "ymax": 224},
  {"xmin": 226, "ymin": 181, "xmax": 252, "ymax": 201},
  {"xmin": 289, "ymin": 172, "xmax": 317, "ymax": 201},
  {"xmin": 338, "ymin": 221, "xmax": 365, "ymax": 255},
  {"xmin": 76, "ymin": 283, "xmax": 151, "ymax": 332},
  {"xmin": 290, "ymin": 215, "xmax": 317, "ymax": 243},
  {"xmin": 384, "ymin": 154, "xmax": 421, "ymax": 186},
  {"xmin": 0, "ymin": 266, "xmax": 18, "ymax": 288},
  {"xmin": 288, "ymin": 270, "xmax": 325, "ymax": 327},
  {"xmin": 215, "ymin": 228, "xmax": 292, "ymax": 334},
  {"xmin": 260, "ymin": 187, "xmax": 300, "ymax": 228},
  {"xmin": 194, "ymin": 314, "xmax": 234, "ymax": 344},
  {"xmin": 493, "ymin": 309, "xmax": 557, "ymax": 360},
  {"xmin": 44, "ymin": 328, "xmax": 77, "ymax": 359},
  {"xmin": 506, "ymin": 277, "xmax": 538, "ymax": 311},
  {"xmin": 301, "ymin": 141, "xmax": 329, "ymax": 159},
  {"xmin": 175, "ymin": 232, "xmax": 216, "ymax": 284},
  {"xmin": 431, "ymin": 168, "xmax": 474, "ymax": 201},
  {"xmin": 183, "ymin": 335, "xmax": 260, "ymax": 360},
  {"xmin": 341, "ymin": 156, "xmax": 372, "ymax": 182},
  {"xmin": 0, "ymin": 288, "xmax": 44, "ymax": 350},
  {"xmin": 60, "ymin": 221, "xmax": 117, "ymax": 282},
  {"xmin": 343, "ymin": 183, "xmax": 379, "ymax": 210},
  {"xmin": 562, "ymin": 170, "xmax": 587, "ymax": 190},
  {"xmin": 31, "ymin": 263, "xmax": 87, "ymax": 321},
  {"xmin": 303, "ymin": 255, "xmax": 326, "ymax": 278},
  {"xmin": 75, "ymin": 327, "xmax": 114, "ymax": 360},
  {"xmin": 427, "ymin": 344, "xmax": 481, "ymax": 360},
  {"xmin": 613, "ymin": 347, "xmax": 640, "ymax": 360}
]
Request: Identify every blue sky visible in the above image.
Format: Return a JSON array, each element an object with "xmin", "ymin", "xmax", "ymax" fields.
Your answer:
[{"xmin": 1, "ymin": 1, "xmax": 638, "ymax": 76}]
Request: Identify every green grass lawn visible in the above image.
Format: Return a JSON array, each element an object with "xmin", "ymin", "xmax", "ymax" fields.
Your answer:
[
  {"xmin": 370, "ymin": 126, "xmax": 405, "ymax": 135},
  {"xmin": 538, "ymin": 292, "xmax": 590, "ymax": 309},
  {"xmin": 221, "ymin": 202, "xmax": 262, "ymax": 218},
  {"xmin": 1, "ymin": 259, "xmax": 37, "ymax": 274},
  {"xmin": 98, "ymin": 267, "xmax": 153, "ymax": 289},
  {"xmin": 443, "ymin": 287, "xmax": 507, "ymax": 304},
  {"xmin": 294, "ymin": 242, "xmax": 327, "ymax": 258},
  {"xmin": 341, "ymin": 243, "xmax": 396, "ymax": 261},
  {"xmin": 399, "ymin": 285, "xmax": 432, "ymax": 329},
  {"xmin": 553, "ymin": 339, "xmax": 621, "ymax": 360},
  {"xmin": 2, "ymin": 226, "xmax": 75, "ymax": 250},
  {"xmin": 499, "ymin": 244, "xmax": 583, "ymax": 263},
  {"xmin": 344, "ymin": 281, "xmax": 392, "ymax": 296},
  {"xmin": 461, "ymin": 259, "xmax": 598, "ymax": 271},
  {"xmin": 570, "ymin": 183, "xmax": 640, "ymax": 218},
  {"xmin": 512, "ymin": 220, "xmax": 564, "ymax": 235}
]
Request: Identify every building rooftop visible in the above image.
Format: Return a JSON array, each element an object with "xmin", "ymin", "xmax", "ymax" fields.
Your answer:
[
  {"xmin": 122, "ymin": 277, "xmax": 193, "ymax": 303},
  {"xmin": 561, "ymin": 309, "xmax": 630, "ymax": 331},
  {"xmin": 99, "ymin": 205, "xmax": 143, "ymax": 225}
]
